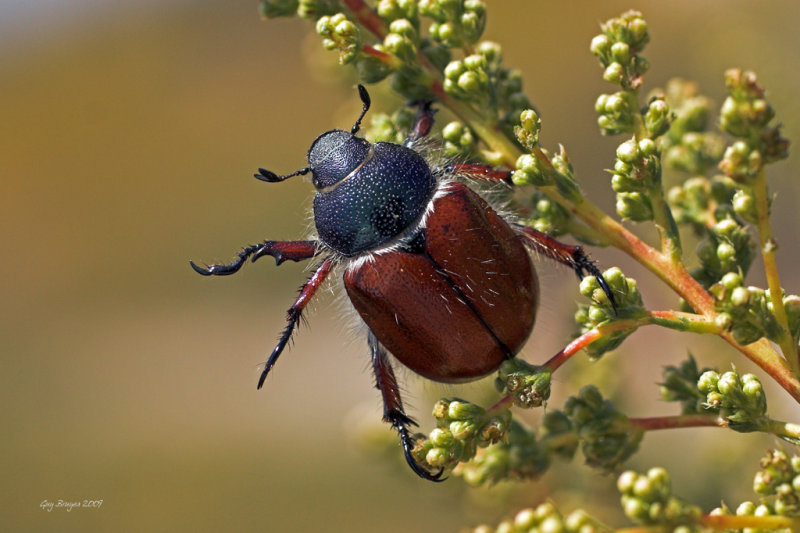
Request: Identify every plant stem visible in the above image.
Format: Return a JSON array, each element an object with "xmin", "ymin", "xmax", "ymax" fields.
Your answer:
[
  {"xmin": 343, "ymin": 0, "xmax": 387, "ymax": 37},
  {"xmin": 752, "ymin": 167, "xmax": 799, "ymax": 374},
  {"xmin": 544, "ymin": 311, "xmax": 717, "ymax": 372},
  {"xmin": 763, "ymin": 418, "xmax": 800, "ymax": 442},
  {"xmin": 699, "ymin": 513, "xmax": 800, "ymax": 530},
  {"xmin": 628, "ymin": 414, "xmax": 725, "ymax": 431}
]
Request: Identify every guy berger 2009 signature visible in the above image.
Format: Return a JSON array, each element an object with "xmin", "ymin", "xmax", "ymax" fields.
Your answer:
[{"xmin": 40, "ymin": 499, "xmax": 103, "ymax": 512}]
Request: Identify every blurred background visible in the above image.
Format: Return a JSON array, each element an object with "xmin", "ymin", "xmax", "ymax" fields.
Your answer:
[{"xmin": 2, "ymin": 1, "xmax": 799, "ymax": 531}]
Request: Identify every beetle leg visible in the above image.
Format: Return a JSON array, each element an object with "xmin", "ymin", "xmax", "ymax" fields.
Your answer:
[
  {"xmin": 403, "ymin": 99, "xmax": 437, "ymax": 147},
  {"xmin": 514, "ymin": 224, "xmax": 617, "ymax": 310},
  {"xmin": 439, "ymin": 163, "xmax": 514, "ymax": 186},
  {"xmin": 189, "ymin": 240, "xmax": 318, "ymax": 276},
  {"xmin": 257, "ymin": 256, "xmax": 334, "ymax": 388},
  {"xmin": 368, "ymin": 330, "xmax": 445, "ymax": 482}
]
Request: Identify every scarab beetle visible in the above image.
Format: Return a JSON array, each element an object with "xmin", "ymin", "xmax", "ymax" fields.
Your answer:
[{"xmin": 191, "ymin": 85, "xmax": 613, "ymax": 481}]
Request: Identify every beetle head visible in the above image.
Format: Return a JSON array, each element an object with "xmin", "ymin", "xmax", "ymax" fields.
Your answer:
[{"xmin": 307, "ymin": 130, "xmax": 371, "ymax": 190}]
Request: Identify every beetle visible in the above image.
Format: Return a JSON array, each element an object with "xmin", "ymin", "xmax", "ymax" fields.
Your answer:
[{"xmin": 191, "ymin": 85, "xmax": 613, "ymax": 481}]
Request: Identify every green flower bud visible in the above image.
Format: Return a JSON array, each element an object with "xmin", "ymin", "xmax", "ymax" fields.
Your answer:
[
  {"xmin": 716, "ymin": 371, "xmax": 741, "ymax": 396},
  {"xmin": 448, "ymin": 420, "xmax": 474, "ymax": 440},
  {"xmin": 720, "ymin": 272, "xmax": 742, "ymax": 290},
  {"xmin": 730, "ymin": 286, "xmax": 750, "ymax": 307},
  {"xmin": 622, "ymin": 494, "xmax": 650, "ymax": 522},
  {"xmin": 736, "ymin": 500, "xmax": 756, "ymax": 515},
  {"xmin": 447, "ymin": 400, "xmax": 484, "ymax": 420},
  {"xmin": 458, "ymin": 70, "xmax": 482, "ymax": 92},
  {"xmin": 425, "ymin": 446, "xmax": 449, "ymax": 467},
  {"xmin": 383, "ymin": 32, "xmax": 416, "ymax": 62},
  {"xmin": 513, "ymin": 508, "xmax": 536, "ymax": 529},
  {"xmin": 638, "ymin": 138, "xmax": 657, "ymax": 156},
  {"xmin": 616, "ymin": 191, "xmax": 654, "ymax": 221},
  {"xmin": 616, "ymin": 139, "xmax": 639, "ymax": 163},
  {"xmin": 644, "ymin": 97, "xmax": 670, "ymax": 138},
  {"xmin": 429, "ymin": 427, "xmax": 456, "ymax": 448},
  {"xmin": 603, "ymin": 62, "xmax": 625, "ymax": 84},
  {"xmin": 610, "ymin": 41, "xmax": 631, "ymax": 64},
  {"xmin": 714, "ymin": 313, "xmax": 733, "ymax": 331},
  {"xmin": 697, "ymin": 370, "xmax": 720, "ymax": 393},
  {"xmin": 590, "ymin": 34, "xmax": 611, "ymax": 58}
]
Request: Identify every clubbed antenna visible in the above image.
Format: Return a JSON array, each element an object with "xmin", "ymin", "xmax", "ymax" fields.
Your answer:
[
  {"xmin": 350, "ymin": 84, "xmax": 371, "ymax": 135},
  {"xmin": 253, "ymin": 167, "xmax": 309, "ymax": 183}
]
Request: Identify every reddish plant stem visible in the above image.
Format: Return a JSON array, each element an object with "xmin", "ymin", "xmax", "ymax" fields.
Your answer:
[
  {"xmin": 361, "ymin": 45, "xmax": 403, "ymax": 68},
  {"xmin": 342, "ymin": 0, "xmax": 387, "ymax": 37}
]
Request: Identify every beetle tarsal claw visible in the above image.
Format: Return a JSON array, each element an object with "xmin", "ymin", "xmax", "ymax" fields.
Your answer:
[
  {"xmin": 396, "ymin": 424, "xmax": 446, "ymax": 482},
  {"xmin": 189, "ymin": 260, "xmax": 212, "ymax": 276}
]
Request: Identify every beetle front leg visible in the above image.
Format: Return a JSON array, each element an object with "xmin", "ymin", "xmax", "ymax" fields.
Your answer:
[
  {"xmin": 257, "ymin": 256, "xmax": 334, "ymax": 388},
  {"xmin": 514, "ymin": 224, "xmax": 617, "ymax": 309},
  {"xmin": 190, "ymin": 240, "xmax": 318, "ymax": 276},
  {"xmin": 368, "ymin": 331, "xmax": 445, "ymax": 482}
]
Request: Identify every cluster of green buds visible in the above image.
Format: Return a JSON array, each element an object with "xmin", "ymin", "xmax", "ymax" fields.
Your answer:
[
  {"xmin": 522, "ymin": 191, "xmax": 571, "ymax": 237},
  {"xmin": 658, "ymin": 78, "xmax": 725, "ymax": 175},
  {"xmin": 443, "ymin": 53, "xmax": 489, "ymax": 102},
  {"xmin": 316, "ymin": 12, "xmax": 361, "ymax": 64},
  {"xmin": 711, "ymin": 450, "xmax": 800, "ymax": 522},
  {"xmin": 659, "ymin": 356, "xmax": 712, "ymax": 414},
  {"xmin": 692, "ymin": 217, "xmax": 754, "ymax": 289},
  {"xmin": 719, "ymin": 69, "xmax": 789, "ymax": 182},
  {"xmin": 513, "ymin": 144, "xmax": 582, "ymax": 203},
  {"xmin": 710, "ymin": 272, "xmax": 785, "ymax": 346},
  {"xmin": 618, "ymin": 467, "xmax": 702, "ymax": 527},
  {"xmin": 363, "ymin": 106, "xmax": 416, "ymax": 145},
  {"xmin": 590, "ymin": 9, "xmax": 649, "ymax": 90},
  {"xmin": 575, "ymin": 267, "xmax": 643, "ymax": 359},
  {"xmin": 411, "ymin": 398, "xmax": 511, "ymax": 476},
  {"xmin": 697, "ymin": 367, "xmax": 767, "ymax": 431},
  {"xmin": 494, "ymin": 358, "xmax": 552, "ymax": 408},
  {"xmin": 666, "ymin": 175, "xmax": 737, "ymax": 235},
  {"xmin": 611, "ymin": 137, "xmax": 662, "ymax": 222},
  {"xmin": 595, "ymin": 91, "xmax": 634, "ymax": 136},
  {"xmin": 441, "ymin": 120, "xmax": 476, "ymax": 158},
  {"xmin": 753, "ymin": 449, "xmax": 800, "ymax": 516},
  {"xmin": 419, "ymin": 0, "xmax": 485, "ymax": 49},
  {"xmin": 469, "ymin": 503, "xmax": 604, "ymax": 533},
  {"xmin": 457, "ymin": 420, "xmax": 550, "ymax": 485},
  {"xmin": 564, "ymin": 385, "xmax": 643, "ymax": 471}
]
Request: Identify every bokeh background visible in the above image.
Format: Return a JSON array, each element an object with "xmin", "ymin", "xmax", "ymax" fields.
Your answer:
[{"xmin": 3, "ymin": 1, "xmax": 799, "ymax": 531}]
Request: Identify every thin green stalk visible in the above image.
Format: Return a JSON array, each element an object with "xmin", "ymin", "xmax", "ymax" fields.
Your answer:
[
  {"xmin": 763, "ymin": 418, "xmax": 800, "ymax": 442},
  {"xmin": 752, "ymin": 167, "xmax": 799, "ymax": 375}
]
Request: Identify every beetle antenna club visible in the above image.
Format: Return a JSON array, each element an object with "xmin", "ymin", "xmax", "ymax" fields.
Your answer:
[
  {"xmin": 350, "ymin": 84, "xmax": 371, "ymax": 135},
  {"xmin": 191, "ymin": 84, "xmax": 615, "ymax": 481},
  {"xmin": 254, "ymin": 166, "xmax": 309, "ymax": 183}
]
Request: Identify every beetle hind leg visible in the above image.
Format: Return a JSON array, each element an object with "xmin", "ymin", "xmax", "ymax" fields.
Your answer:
[{"xmin": 368, "ymin": 331, "xmax": 445, "ymax": 482}]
